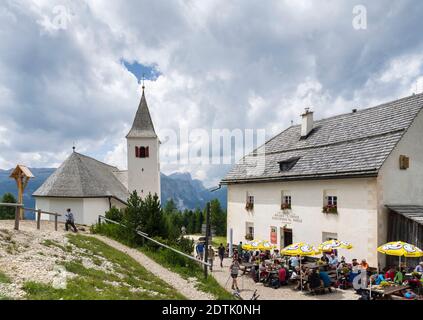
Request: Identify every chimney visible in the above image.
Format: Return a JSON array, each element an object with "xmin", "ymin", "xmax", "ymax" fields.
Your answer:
[{"xmin": 301, "ymin": 107, "xmax": 314, "ymax": 138}]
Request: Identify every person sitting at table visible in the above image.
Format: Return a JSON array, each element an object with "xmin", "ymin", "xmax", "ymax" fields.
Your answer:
[
  {"xmin": 289, "ymin": 255, "xmax": 300, "ymax": 269},
  {"xmin": 414, "ymin": 261, "xmax": 423, "ymax": 273},
  {"xmin": 385, "ymin": 267, "xmax": 396, "ymax": 281},
  {"xmin": 308, "ymin": 268, "xmax": 321, "ymax": 292},
  {"xmin": 394, "ymin": 267, "xmax": 404, "ymax": 284},
  {"xmin": 243, "ymin": 250, "xmax": 251, "ymax": 263},
  {"xmin": 360, "ymin": 259, "xmax": 369, "ymax": 272},
  {"xmin": 290, "ymin": 266, "xmax": 300, "ymax": 281},
  {"xmin": 406, "ymin": 272, "xmax": 422, "ymax": 291},
  {"xmin": 349, "ymin": 258, "xmax": 360, "ymax": 282},
  {"xmin": 272, "ymin": 249, "xmax": 281, "ymax": 260},
  {"xmin": 373, "ymin": 271, "xmax": 385, "ymax": 285},
  {"xmin": 278, "ymin": 264, "xmax": 288, "ymax": 286},
  {"xmin": 328, "ymin": 253, "xmax": 339, "ymax": 269},
  {"xmin": 320, "ymin": 253, "xmax": 330, "ymax": 264},
  {"xmin": 319, "ymin": 268, "xmax": 332, "ymax": 292},
  {"xmin": 259, "ymin": 261, "xmax": 268, "ymax": 282}
]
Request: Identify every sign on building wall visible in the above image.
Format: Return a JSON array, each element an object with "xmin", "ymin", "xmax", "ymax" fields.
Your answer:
[
  {"xmin": 270, "ymin": 226, "xmax": 277, "ymax": 244},
  {"xmin": 272, "ymin": 211, "xmax": 303, "ymax": 224}
]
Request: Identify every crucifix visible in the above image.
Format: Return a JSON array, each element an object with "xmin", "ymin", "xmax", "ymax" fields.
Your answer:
[
  {"xmin": 141, "ymin": 73, "xmax": 145, "ymax": 90},
  {"xmin": 9, "ymin": 165, "xmax": 34, "ymax": 220}
]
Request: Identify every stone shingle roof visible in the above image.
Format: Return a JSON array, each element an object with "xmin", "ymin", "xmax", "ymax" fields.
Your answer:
[
  {"xmin": 222, "ymin": 93, "xmax": 423, "ymax": 184},
  {"xmin": 126, "ymin": 89, "xmax": 157, "ymax": 138},
  {"xmin": 33, "ymin": 152, "xmax": 129, "ymax": 203}
]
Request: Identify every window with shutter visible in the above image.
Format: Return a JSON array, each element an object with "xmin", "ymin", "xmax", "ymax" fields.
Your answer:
[
  {"xmin": 135, "ymin": 146, "xmax": 139, "ymax": 158},
  {"xmin": 145, "ymin": 146, "xmax": 150, "ymax": 158},
  {"xmin": 140, "ymin": 147, "xmax": 146, "ymax": 158}
]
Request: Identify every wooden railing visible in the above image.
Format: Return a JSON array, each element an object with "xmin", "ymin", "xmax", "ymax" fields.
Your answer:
[
  {"xmin": 0, "ymin": 202, "xmax": 61, "ymax": 231},
  {"xmin": 98, "ymin": 215, "xmax": 211, "ymax": 268}
]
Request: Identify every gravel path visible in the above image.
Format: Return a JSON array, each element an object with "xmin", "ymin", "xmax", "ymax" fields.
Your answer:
[
  {"xmin": 211, "ymin": 257, "xmax": 359, "ymax": 300},
  {"xmin": 90, "ymin": 235, "xmax": 215, "ymax": 300}
]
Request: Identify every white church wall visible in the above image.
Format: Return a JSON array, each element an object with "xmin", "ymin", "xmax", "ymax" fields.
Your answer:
[
  {"xmin": 127, "ymin": 137, "xmax": 160, "ymax": 200},
  {"xmin": 83, "ymin": 198, "xmax": 110, "ymax": 225},
  {"xmin": 227, "ymin": 177, "xmax": 379, "ymax": 266},
  {"xmin": 36, "ymin": 198, "xmax": 84, "ymax": 224}
]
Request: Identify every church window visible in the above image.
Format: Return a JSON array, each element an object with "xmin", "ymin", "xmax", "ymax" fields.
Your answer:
[
  {"xmin": 140, "ymin": 147, "xmax": 146, "ymax": 158},
  {"xmin": 135, "ymin": 146, "xmax": 150, "ymax": 158}
]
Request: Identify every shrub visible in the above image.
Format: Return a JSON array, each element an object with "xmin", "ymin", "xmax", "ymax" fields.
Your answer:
[{"xmin": 105, "ymin": 206, "xmax": 124, "ymax": 223}]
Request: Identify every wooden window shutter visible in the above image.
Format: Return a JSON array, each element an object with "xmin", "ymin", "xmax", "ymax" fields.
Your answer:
[
  {"xmin": 135, "ymin": 146, "xmax": 139, "ymax": 158},
  {"xmin": 146, "ymin": 146, "xmax": 149, "ymax": 158}
]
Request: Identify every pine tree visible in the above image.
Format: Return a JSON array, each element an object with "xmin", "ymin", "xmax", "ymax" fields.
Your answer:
[{"xmin": 0, "ymin": 193, "xmax": 17, "ymax": 220}]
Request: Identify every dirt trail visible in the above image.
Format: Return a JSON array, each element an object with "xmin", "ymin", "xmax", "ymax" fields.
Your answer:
[{"xmin": 89, "ymin": 234, "xmax": 215, "ymax": 300}]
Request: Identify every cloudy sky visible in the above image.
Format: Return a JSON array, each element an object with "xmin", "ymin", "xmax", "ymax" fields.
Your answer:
[{"xmin": 1, "ymin": 0, "xmax": 423, "ymax": 186}]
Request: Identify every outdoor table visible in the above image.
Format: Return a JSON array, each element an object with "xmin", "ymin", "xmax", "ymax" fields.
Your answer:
[
  {"xmin": 365, "ymin": 285, "xmax": 410, "ymax": 300},
  {"xmin": 241, "ymin": 262, "xmax": 254, "ymax": 275}
]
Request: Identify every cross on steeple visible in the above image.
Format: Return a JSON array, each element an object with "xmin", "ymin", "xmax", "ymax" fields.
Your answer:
[{"xmin": 141, "ymin": 73, "xmax": 145, "ymax": 91}]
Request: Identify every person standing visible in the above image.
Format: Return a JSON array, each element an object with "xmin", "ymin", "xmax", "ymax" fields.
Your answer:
[
  {"xmin": 237, "ymin": 242, "xmax": 243, "ymax": 256},
  {"xmin": 218, "ymin": 243, "xmax": 225, "ymax": 268},
  {"xmin": 196, "ymin": 242, "xmax": 204, "ymax": 261},
  {"xmin": 230, "ymin": 258, "xmax": 240, "ymax": 292},
  {"xmin": 208, "ymin": 245, "xmax": 215, "ymax": 272},
  {"xmin": 65, "ymin": 208, "xmax": 78, "ymax": 233}
]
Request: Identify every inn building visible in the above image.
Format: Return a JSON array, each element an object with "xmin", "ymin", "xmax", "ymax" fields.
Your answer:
[{"xmin": 221, "ymin": 93, "xmax": 423, "ymax": 267}]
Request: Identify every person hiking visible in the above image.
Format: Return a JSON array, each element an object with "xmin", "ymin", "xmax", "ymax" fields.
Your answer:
[
  {"xmin": 230, "ymin": 258, "xmax": 240, "ymax": 292},
  {"xmin": 218, "ymin": 243, "xmax": 225, "ymax": 268},
  {"xmin": 65, "ymin": 208, "xmax": 78, "ymax": 232}
]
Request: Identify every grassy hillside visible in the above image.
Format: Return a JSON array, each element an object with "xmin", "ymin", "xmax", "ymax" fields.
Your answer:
[{"xmin": 0, "ymin": 230, "xmax": 184, "ymax": 300}]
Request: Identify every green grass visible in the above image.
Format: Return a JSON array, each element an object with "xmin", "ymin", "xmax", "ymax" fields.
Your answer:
[
  {"xmin": 139, "ymin": 246, "xmax": 234, "ymax": 300},
  {"xmin": 0, "ymin": 271, "xmax": 12, "ymax": 300},
  {"xmin": 0, "ymin": 270, "xmax": 11, "ymax": 284},
  {"xmin": 211, "ymin": 236, "xmax": 227, "ymax": 248},
  {"xmin": 92, "ymin": 224, "xmax": 233, "ymax": 300},
  {"xmin": 24, "ymin": 235, "xmax": 185, "ymax": 300}
]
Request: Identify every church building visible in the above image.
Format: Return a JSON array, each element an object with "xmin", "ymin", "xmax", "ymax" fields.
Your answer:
[{"xmin": 33, "ymin": 86, "xmax": 161, "ymax": 225}]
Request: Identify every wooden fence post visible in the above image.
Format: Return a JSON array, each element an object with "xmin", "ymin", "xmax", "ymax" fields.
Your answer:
[
  {"xmin": 54, "ymin": 215, "xmax": 58, "ymax": 231},
  {"xmin": 37, "ymin": 209, "xmax": 41, "ymax": 230},
  {"xmin": 14, "ymin": 206, "xmax": 20, "ymax": 231}
]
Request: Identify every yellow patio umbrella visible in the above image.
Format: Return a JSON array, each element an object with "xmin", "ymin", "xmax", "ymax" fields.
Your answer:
[
  {"xmin": 281, "ymin": 242, "xmax": 321, "ymax": 291},
  {"xmin": 257, "ymin": 240, "xmax": 277, "ymax": 251},
  {"xmin": 319, "ymin": 240, "xmax": 353, "ymax": 252},
  {"xmin": 281, "ymin": 242, "xmax": 321, "ymax": 256},
  {"xmin": 242, "ymin": 240, "xmax": 261, "ymax": 251},
  {"xmin": 377, "ymin": 241, "xmax": 423, "ymax": 272}
]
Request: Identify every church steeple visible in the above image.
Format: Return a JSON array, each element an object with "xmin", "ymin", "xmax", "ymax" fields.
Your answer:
[
  {"xmin": 126, "ymin": 85, "xmax": 161, "ymax": 201},
  {"xmin": 126, "ymin": 87, "xmax": 157, "ymax": 139}
]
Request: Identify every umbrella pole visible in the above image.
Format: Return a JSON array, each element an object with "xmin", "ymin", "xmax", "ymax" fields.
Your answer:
[{"xmin": 300, "ymin": 257, "xmax": 303, "ymax": 292}]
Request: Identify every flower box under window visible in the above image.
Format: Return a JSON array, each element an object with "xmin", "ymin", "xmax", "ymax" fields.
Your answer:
[
  {"xmin": 281, "ymin": 203, "xmax": 292, "ymax": 210},
  {"xmin": 245, "ymin": 202, "xmax": 254, "ymax": 210},
  {"xmin": 322, "ymin": 204, "xmax": 338, "ymax": 214}
]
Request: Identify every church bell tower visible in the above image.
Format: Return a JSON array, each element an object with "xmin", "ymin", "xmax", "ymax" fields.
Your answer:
[{"xmin": 126, "ymin": 85, "xmax": 160, "ymax": 200}]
